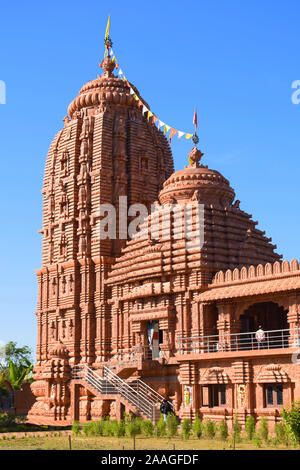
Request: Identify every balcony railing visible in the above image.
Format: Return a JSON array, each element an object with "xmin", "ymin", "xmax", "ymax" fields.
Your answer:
[
  {"xmin": 178, "ymin": 327, "xmax": 300, "ymax": 355},
  {"xmin": 108, "ymin": 345, "xmax": 168, "ymax": 366}
]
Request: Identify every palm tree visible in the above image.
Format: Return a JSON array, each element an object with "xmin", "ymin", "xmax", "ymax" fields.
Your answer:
[{"xmin": 0, "ymin": 359, "xmax": 33, "ymax": 412}]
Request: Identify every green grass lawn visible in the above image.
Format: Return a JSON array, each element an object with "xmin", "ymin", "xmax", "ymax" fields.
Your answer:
[{"xmin": 0, "ymin": 434, "xmax": 298, "ymax": 450}]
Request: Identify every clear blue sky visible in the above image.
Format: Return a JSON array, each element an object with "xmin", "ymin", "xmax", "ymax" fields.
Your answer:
[{"xmin": 0, "ymin": 0, "xmax": 300, "ymax": 358}]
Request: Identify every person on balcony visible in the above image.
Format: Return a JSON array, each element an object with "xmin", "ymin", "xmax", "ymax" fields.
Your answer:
[
  {"xmin": 160, "ymin": 398, "xmax": 173, "ymax": 422},
  {"xmin": 255, "ymin": 325, "xmax": 266, "ymax": 349}
]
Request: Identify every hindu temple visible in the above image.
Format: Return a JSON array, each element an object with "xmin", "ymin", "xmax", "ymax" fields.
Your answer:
[{"xmin": 28, "ymin": 47, "xmax": 300, "ymax": 430}]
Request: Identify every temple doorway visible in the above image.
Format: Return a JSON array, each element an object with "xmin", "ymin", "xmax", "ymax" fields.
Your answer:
[
  {"xmin": 240, "ymin": 301, "xmax": 288, "ymax": 333},
  {"xmin": 147, "ymin": 321, "xmax": 162, "ymax": 359}
]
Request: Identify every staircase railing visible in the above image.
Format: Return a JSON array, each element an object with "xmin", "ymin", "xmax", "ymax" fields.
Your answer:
[
  {"xmin": 72, "ymin": 364, "xmax": 163, "ymax": 422},
  {"xmin": 102, "ymin": 366, "xmax": 157, "ymax": 421},
  {"xmin": 129, "ymin": 379, "xmax": 168, "ymax": 406}
]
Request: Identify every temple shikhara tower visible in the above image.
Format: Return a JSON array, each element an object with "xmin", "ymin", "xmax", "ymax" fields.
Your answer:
[{"xmin": 28, "ymin": 38, "xmax": 300, "ymax": 429}]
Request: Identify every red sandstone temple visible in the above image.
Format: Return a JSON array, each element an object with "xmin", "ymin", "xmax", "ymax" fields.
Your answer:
[{"xmin": 28, "ymin": 52, "xmax": 300, "ymax": 430}]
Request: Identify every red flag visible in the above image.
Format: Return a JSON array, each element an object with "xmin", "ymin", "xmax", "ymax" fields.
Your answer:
[
  {"xmin": 193, "ymin": 108, "xmax": 198, "ymax": 131},
  {"xmin": 169, "ymin": 128, "xmax": 178, "ymax": 143}
]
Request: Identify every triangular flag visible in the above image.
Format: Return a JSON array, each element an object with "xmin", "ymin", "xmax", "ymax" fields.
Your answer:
[
  {"xmin": 118, "ymin": 69, "xmax": 123, "ymax": 76},
  {"xmin": 133, "ymin": 94, "xmax": 139, "ymax": 101},
  {"xmin": 147, "ymin": 111, "xmax": 153, "ymax": 121},
  {"xmin": 178, "ymin": 131, "xmax": 185, "ymax": 140},
  {"xmin": 164, "ymin": 125, "xmax": 171, "ymax": 135},
  {"xmin": 185, "ymin": 133, "xmax": 193, "ymax": 139},
  {"xmin": 105, "ymin": 15, "xmax": 111, "ymax": 40},
  {"xmin": 129, "ymin": 88, "xmax": 135, "ymax": 95},
  {"xmin": 169, "ymin": 128, "xmax": 178, "ymax": 143},
  {"xmin": 142, "ymin": 105, "xmax": 148, "ymax": 115},
  {"xmin": 193, "ymin": 108, "xmax": 198, "ymax": 131},
  {"xmin": 158, "ymin": 120, "xmax": 165, "ymax": 129}
]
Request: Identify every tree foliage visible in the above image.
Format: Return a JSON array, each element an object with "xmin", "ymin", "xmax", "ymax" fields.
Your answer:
[
  {"xmin": 282, "ymin": 401, "xmax": 300, "ymax": 445},
  {"xmin": 245, "ymin": 415, "xmax": 256, "ymax": 440},
  {"xmin": 0, "ymin": 342, "xmax": 32, "ymax": 370}
]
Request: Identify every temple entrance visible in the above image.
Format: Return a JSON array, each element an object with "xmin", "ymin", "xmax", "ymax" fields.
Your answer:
[
  {"xmin": 147, "ymin": 321, "xmax": 162, "ymax": 360},
  {"xmin": 239, "ymin": 301, "xmax": 289, "ymax": 350},
  {"xmin": 240, "ymin": 302, "xmax": 288, "ymax": 333}
]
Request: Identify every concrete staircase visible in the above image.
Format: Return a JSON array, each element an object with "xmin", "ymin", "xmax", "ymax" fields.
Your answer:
[{"xmin": 72, "ymin": 364, "xmax": 163, "ymax": 423}]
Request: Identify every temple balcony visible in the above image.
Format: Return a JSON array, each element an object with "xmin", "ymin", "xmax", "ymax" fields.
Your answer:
[{"xmin": 177, "ymin": 327, "xmax": 300, "ymax": 360}]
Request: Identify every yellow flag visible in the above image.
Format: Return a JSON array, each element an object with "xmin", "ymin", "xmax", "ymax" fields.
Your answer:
[
  {"xmin": 105, "ymin": 15, "xmax": 110, "ymax": 40},
  {"xmin": 164, "ymin": 124, "xmax": 171, "ymax": 135},
  {"xmin": 147, "ymin": 111, "xmax": 153, "ymax": 121},
  {"xmin": 185, "ymin": 133, "xmax": 193, "ymax": 139},
  {"xmin": 133, "ymin": 94, "xmax": 139, "ymax": 101}
]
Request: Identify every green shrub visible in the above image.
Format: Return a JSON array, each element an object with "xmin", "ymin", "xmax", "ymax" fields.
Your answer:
[
  {"xmin": 274, "ymin": 422, "xmax": 289, "ymax": 446},
  {"xmin": 82, "ymin": 423, "xmax": 90, "ymax": 436},
  {"xmin": 192, "ymin": 415, "xmax": 203, "ymax": 439},
  {"xmin": 245, "ymin": 415, "xmax": 256, "ymax": 441},
  {"xmin": 125, "ymin": 418, "xmax": 142, "ymax": 438},
  {"xmin": 233, "ymin": 415, "xmax": 242, "ymax": 442},
  {"xmin": 218, "ymin": 420, "xmax": 228, "ymax": 440},
  {"xmin": 72, "ymin": 421, "xmax": 81, "ymax": 436},
  {"xmin": 167, "ymin": 414, "xmax": 178, "ymax": 437},
  {"xmin": 110, "ymin": 420, "xmax": 125, "ymax": 437},
  {"xmin": 102, "ymin": 419, "xmax": 114, "ymax": 437},
  {"xmin": 181, "ymin": 419, "xmax": 191, "ymax": 440},
  {"xmin": 156, "ymin": 414, "xmax": 167, "ymax": 437},
  {"xmin": 253, "ymin": 434, "xmax": 262, "ymax": 448},
  {"xmin": 124, "ymin": 412, "xmax": 134, "ymax": 424},
  {"xmin": 0, "ymin": 413, "xmax": 15, "ymax": 428},
  {"xmin": 258, "ymin": 417, "xmax": 269, "ymax": 443},
  {"xmin": 282, "ymin": 401, "xmax": 300, "ymax": 445},
  {"xmin": 204, "ymin": 419, "xmax": 216, "ymax": 439},
  {"xmin": 141, "ymin": 419, "xmax": 154, "ymax": 437}
]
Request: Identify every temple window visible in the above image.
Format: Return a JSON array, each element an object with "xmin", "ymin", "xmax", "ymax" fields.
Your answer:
[
  {"xmin": 201, "ymin": 384, "xmax": 226, "ymax": 407},
  {"xmin": 264, "ymin": 384, "xmax": 283, "ymax": 407}
]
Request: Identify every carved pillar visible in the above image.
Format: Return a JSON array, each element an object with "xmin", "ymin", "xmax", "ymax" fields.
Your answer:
[
  {"xmin": 217, "ymin": 303, "xmax": 241, "ymax": 351},
  {"xmin": 287, "ymin": 295, "xmax": 300, "ymax": 347}
]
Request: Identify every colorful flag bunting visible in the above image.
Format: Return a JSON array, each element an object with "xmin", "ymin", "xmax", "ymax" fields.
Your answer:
[
  {"xmin": 169, "ymin": 128, "xmax": 178, "ymax": 143},
  {"xmin": 164, "ymin": 125, "xmax": 171, "ymax": 135},
  {"xmin": 105, "ymin": 47, "xmax": 195, "ymax": 144}
]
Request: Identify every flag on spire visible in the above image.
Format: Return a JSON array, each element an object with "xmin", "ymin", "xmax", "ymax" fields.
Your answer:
[
  {"xmin": 104, "ymin": 15, "xmax": 112, "ymax": 57},
  {"xmin": 193, "ymin": 108, "xmax": 198, "ymax": 132},
  {"xmin": 105, "ymin": 15, "xmax": 111, "ymax": 40}
]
